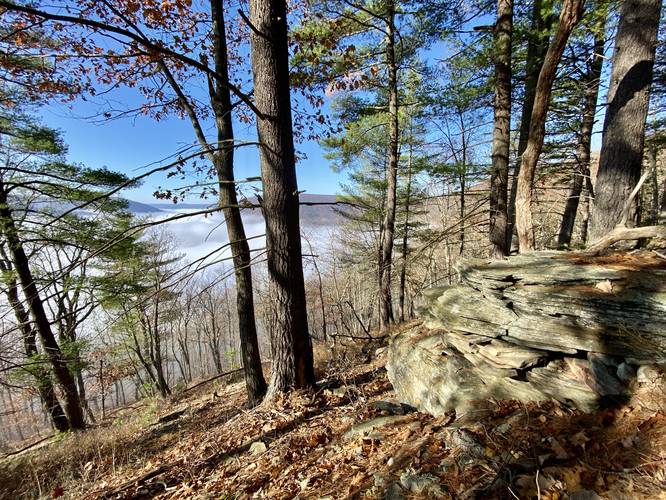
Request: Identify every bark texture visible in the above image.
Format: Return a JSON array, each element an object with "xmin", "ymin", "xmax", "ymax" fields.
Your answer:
[
  {"xmin": 489, "ymin": 0, "xmax": 513, "ymax": 258},
  {"xmin": 507, "ymin": 0, "xmax": 552, "ymax": 248},
  {"xmin": 515, "ymin": 0, "xmax": 585, "ymax": 252},
  {"xmin": 2, "ymin": 270, "xmax": 70, "ymax": 432},
  {"xmin": 558, "ymin": 20, "xmax": 605, "ymax": 246},
  {"xmin": 157, "ymin": 1, "xmax": 268, "ymax": 405},
  {"xmin": 398, "ymin": 136, "xmax": 413, "ymax": 322},
  {"xmin": 248, "ymin": 0, "xmax": 315, "ymax": 397},
  {"xmin": 589, "ymin": 0, "xmax": 662, "ymax": 241},
  {"xmin": 210, "ymin": 0, "xmax": 267, "ymax": 406},
  {"xmin": 0, "ymin": 185, "xmax": 85, "ymax": 429},
  {"xmin": 379, "ymin": 0, "xmax": 399, "ymax": 332}
]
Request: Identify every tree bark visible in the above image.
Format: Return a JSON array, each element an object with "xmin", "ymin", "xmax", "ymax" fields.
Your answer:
[
  {"xmin": 648, "ymin": 143, "xmax": 659, "ymax": 224},
  {"xmin": 589, "ymin": 0, "xmax": 662, "ymax": 240},
  {"xmin": 379, "ymin": 0, "xmax": 399, "ymax": 333},
  {"xmin": 248, "ymin": 0, "xmax": 315, "ymax": 397},
  {"xmin": 0, "ymin": 185, "xmax": 85, "ymax": 429},
  {"xmin": 558, "ymin": 19, "xmax": 605, "ymax": 246},
  {"xmin": 210, "ymin": 0, "xmax": 267, "ymax": 406},
  {"xmin": 489, "ymin": 0, "xmax": 513, "ymax": 258},
  {"xmin": 660, "ymin": 168, "xmax": 666, "ymax": 225},
  {"xmin": 157, "ymin": 0, "xmax": 268, "ymax": 406},
  {"xmin": 515, "ymin": 0, "xmax": 585, "ymax": 252},
  {"xmin": 2, "ymin": 272, "xmax": 70, "ymax": 432},
  {"xmin": 398, "ymin": 133, "xmax": 413, "ymax": 322},
  {"xmin": 507, "ymin": 0, "xmax": 552, "ymax": 249}
]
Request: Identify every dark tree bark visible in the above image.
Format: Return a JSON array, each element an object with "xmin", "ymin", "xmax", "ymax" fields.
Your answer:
[
  {"xmin": 0, "ymin": 264, "xmax": 70, "ymax": 432},
  {"xmin": 589, "ymin": 0, "xmax": 662, "ymax": 241},
  {"xmin": 507, "ymin": 0, "xmax": 553, "ymax": 248},
  {"xmin": 248, "ymin": 0, "xmax": 315, "ymax": 397},
  {"xmin": 156, "ymin": 0, "xmax": 268, "ymax": 406},
  {"xmin": 660, "ymin": 157, "xmax": 666, "ymax": 225},
  {"xmin": 515, "ymin": 0, "xmax": 585, "ymax": 251},
  {"xmin": 209, "ymin": 0, "xmax": 267, "ymax": 406},
  {"xmin": 579, "ymin": 173, "xmax": 594, "ymax": 243},
  {"xmin": 398, "ymin": 134, "xmax": 413, "ymax": 322},
  {"xmin": 0, "ymin": 184, "xmax": 85, "ymax": 429},
  {"xmin": 489, "ymin": 0, "xmax": 513, "ymax": 258},
  {"xmin": 558, "ymin": 19, "xmax": 605, "ymax": 246},
  {"xmin": 648, "ymin": 143, "xmax": 659, "ymax": 224},
  {"xmin": 379, "ymin": 0, "xmax": 399, "ymax": 333}
]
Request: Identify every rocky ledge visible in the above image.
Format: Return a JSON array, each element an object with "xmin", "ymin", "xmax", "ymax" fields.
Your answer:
[{"xmin": 387, "ymin": 251, "xmax": 666, "ymax": 414}]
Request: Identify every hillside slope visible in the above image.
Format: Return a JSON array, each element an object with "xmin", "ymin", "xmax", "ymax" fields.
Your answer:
[{"xmin": 1, "ymin": 332, "xmax": 665, "ymax": 499}]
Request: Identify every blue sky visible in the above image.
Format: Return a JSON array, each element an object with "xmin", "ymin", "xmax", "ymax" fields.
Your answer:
[{"xmin": 41, "ymin": 88, "xmax": 343, "ymax": 204}]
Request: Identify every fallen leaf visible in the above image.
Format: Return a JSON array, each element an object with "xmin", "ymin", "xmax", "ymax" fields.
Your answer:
[
  {"xmin": 570, "ymin": 431, "xmax": 590, "ymax": 449},
  {"xmin": 549, "ymin": 437, "xmax": 570, "ymax": 459}
]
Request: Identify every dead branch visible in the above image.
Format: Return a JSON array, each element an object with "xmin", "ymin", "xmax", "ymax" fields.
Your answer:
[{"xmin": 585, "ymin": 167, "xmax": 665, "ymax": 255}]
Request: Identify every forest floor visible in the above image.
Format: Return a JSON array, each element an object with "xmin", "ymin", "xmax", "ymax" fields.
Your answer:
[{"xmin": 2, "ymin": 325, "xmax": 666, "ymax": 499}]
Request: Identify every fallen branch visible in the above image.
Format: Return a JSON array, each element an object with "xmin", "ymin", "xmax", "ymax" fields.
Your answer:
[
  {"xmin": 585, "ymin": 166, "xmax": 665, "ymax": 255},
  {"xmin": 585, "ymin": 225, "xmax": 666, "ymax": 256},
  {"xmin": 2, "ymin": 434, "xmax": 54, "ymax": 459},
  {"xmin": 182, "ymin": 367, "xmax": 244, "ymax": 394},
  {"xmin": 181, "ymin": 361, "xmax": 273, "ymax": 394}
]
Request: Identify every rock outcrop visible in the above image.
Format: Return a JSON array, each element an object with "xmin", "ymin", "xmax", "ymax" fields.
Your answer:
[{"xmin": 387, "ymin": 251, "xmax": 666, "ymax": 414}]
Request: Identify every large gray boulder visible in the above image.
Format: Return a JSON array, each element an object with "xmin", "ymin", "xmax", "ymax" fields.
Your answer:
[{"xmin": 387, "ymin": 251, "xmax": 666, "ymax": 415}]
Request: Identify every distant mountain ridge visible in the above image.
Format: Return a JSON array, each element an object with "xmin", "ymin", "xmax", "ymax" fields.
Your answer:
[{"xmin": 127, "ymin": 194, "xmax": 341, "ymax": 228}]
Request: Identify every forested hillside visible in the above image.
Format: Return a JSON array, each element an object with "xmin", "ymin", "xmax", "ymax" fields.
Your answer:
[{"xmin": 0, "ymin": 0, "xmax": 665, "ymax": 498}]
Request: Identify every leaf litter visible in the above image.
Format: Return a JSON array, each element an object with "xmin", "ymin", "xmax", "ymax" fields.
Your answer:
[{"xmin": 3, "ymin": 352, "xmax": 666, "ymax": 499}]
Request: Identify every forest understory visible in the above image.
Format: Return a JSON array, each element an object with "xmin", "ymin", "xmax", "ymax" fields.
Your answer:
[{"xmin": 2, "ymin": 324, "xmax": 665, "ymax": 500}]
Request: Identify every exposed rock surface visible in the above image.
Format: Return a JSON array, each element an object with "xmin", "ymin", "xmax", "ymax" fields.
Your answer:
[{"xmin": 387, "ymin": 251, "xmax": 666, "ymax": 414}]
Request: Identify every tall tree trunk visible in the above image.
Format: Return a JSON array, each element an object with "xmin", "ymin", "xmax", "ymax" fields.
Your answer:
[
  {"xmin": 515, "ymin": 0, "xmax": 585, "ymax": 252},
  {"xmin": 398, "ymin": 136, "xmax": 413, "ymax": 322},
  {"xmin": 579, "ymin": 174, "xmax": 594, "ymax": 242},
  {"xmin": 210, "ymin": 0, "xmax": 267, "ymax": 406},
  {"xmin": 77, "ymin": 371, "xmax": 96, "ymax": 423},
  {"xmin": 152, "ymin": 340, "xmax": 171, "ymax": 397},
  {"xmin": 0, "ymin": 186, "xmax": 85, "ymax": 429},
  {"xmin": 589, "ymin": 0, "xmax": 662, "ymax": 241},
  {"xmin": 379, "ymin": 0, "xmax": 399, "ymax": 333},
  {"xmin": 507, "ymin": 0, "xmax": 553, "ymax": 249},
  {"xmin": 660, "ymin": 171, "xmax": 666, "ymax": 225},
  {"xmin": 459, "ymin": 170, "xmax": 466, "ymax": 255},
  {"xmin": 248, "ymin": 0, "xmax": 315, "ymax": 397},
  {"xmin": 2, "ymin": 272, "xmax": 70, "ymax": 432},
  {"xmin": 648, "ymin": 143, "xmax": 659, "ymax": 223},
  {"xmin": 159, "ymin": 0, "xmax": 268, "ymax": 406},
  {"xmin": 489, "ymin": 0, "xmax": 513, "ymax": 258},
  {"xmin": 558, "ymin": 19, "xmax": 605, "ymax": 246}
]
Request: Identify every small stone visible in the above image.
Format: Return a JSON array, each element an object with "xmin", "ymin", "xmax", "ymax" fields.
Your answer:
[
  {"xmin": 448, "ymin": 428, "xmax": 484, "ymax": 458},
  {"xmin": 494, "ymin": 422, "xmax": 511, "ymax": 434},
  {"xmin": 569, "ymin": 489, "xmax": 601, "ymax": 500},
  {"xmin": 249, "ymin": 441, "xmax": 267, "ymax": 455},
  {"xmin": 399, "ymin": 471, "xmax": 439, "ymax": 494},
  {"xmin": 616, "ymin": 362, "xmax": 636, "ymax": 384},
  {"xmin": 383, "ymin": 482, "xmax": 405, "ymax": 500},
  {"xmin": 343, "ymin": 415, "xmax": 406, "ymax": 440},
  {"xmin": 637, "ymin": 365, "xmax": 662, "ymax": 384},
  {"xmin": 438, "ymin": 458, "xmax": 456, "ymax": 473},
  {"xmin": 365, "ymin": 431, "xmax": 384, "ymax": 441},
  {"xmin": 387, "ymin": 457, "xmax": 395, "ymax": 467},
  {"xmin": 371, "ymin": 400, "xmax": 406, "ymax": 415}
]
